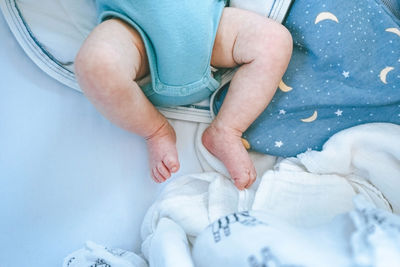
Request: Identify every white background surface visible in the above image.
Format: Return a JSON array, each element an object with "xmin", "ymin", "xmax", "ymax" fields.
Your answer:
[{"xmin": 0, "ymin": 12, "xmax": 203, "ymax": 267}]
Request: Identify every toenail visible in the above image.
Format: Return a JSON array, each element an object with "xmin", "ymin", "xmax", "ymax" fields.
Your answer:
[{"xmin": 171, "ymin": 167, "xmax": 177, "ymax": 172}]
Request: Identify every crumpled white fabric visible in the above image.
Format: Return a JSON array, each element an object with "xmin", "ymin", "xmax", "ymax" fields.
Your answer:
[
  {"xmin": 63, "ymin": 241, "xmax": 147, "ymax": 267},
  {"xmin": 140, "ymin": 172, "xmax": 254, "ymax": 257},
  {"xmin": 297, "ymin": 123, "xmax": 400, "ymax": 213},
  {"xmin": 192, "ymin": 195, "xmax": 400, "ymax": 267},
  {"xmin": 141, "ymin": 123, "xmax": 399, "ymax": 266},
  {"xmin": 351, "ymin": 196, "xmax": 400, "ymax": 267}
]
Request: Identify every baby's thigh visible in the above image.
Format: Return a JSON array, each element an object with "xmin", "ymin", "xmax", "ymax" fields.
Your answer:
[{"xmin": 75, "ymin": 18, "xmax": 149, "ymax": 83}]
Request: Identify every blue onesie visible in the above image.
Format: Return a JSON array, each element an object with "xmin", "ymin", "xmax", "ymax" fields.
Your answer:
[{"xmin": 96, "ymin": 0, "xmax": 226, "ymax": 107}]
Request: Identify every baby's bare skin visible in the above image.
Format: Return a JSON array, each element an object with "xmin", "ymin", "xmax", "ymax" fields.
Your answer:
[{"xmin": 75, "ymin": 7, "xmax": 292, "ymax": 189}]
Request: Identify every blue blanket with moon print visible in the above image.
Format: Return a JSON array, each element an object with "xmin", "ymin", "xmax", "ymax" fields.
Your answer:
[{"xmin": 213, "ymin": 0, "xmax": 400, "ymax": 157}]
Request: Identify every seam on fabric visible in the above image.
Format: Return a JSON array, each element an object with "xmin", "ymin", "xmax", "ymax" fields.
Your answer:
[{"xmin": 10, "ymin": 0, "xmax": 75, "ymax": 79}]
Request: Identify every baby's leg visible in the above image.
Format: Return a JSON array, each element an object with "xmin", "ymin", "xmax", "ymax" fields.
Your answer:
[
  {"xmin": 75, "ymin": 19, "xmax": 179, "ymax": 183},
  {"xmin": 203, "ymin": 8, "xmax": 292, "ymax": 189}
]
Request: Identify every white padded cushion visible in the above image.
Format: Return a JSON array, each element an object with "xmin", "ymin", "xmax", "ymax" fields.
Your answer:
[{"xmin": 17, "ymin": 0, "xmax": 97, "ymax": 70}]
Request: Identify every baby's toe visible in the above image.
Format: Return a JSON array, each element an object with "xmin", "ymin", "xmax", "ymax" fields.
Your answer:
[
  {"xmin": 244, "ymin": 169, "xmax": 257, "ymax": 189},
  {"xmin": 233, "ymin": 178, "xmax": 248, "ymax": 190},
  {"xmin": 233, "ymin": 174, "xmax": 249, "ymax": 191},
  {"xmin": 151, "ymin": 168, "xmax": 165, "ymax": 183},
  {"xmin": 157, "ymin": 162, "xmax": 171, "ymax": 180},
  {"xmin": 163, "ymin": 155, "xmax": 180, "ymax": 173},
  {"xmin": 233, "ymin": 169, "xmax": 257, "ymax": 190}
]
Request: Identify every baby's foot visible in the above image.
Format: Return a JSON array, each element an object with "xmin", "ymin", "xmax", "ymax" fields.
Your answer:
[
  {"xmin": 146, "ymin": 121, "xmax": 180, "ymax": 183},
  {"xmin": 202, "ymin": 124, "xmax": 257, "ymax": 190}
]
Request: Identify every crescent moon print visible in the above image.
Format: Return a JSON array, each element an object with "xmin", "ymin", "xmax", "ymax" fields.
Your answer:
[
  {"xmin": 379, "ymin": 67, "xmax": 394, "ymax": 84},
  {"xmin": 315, "ymin": 12, "xmax": 339, "ymax": 24},
  {"xmin": 278, "ymin": 80, "xmax": 293, "ymax": 92},
  {"xmin": 385, "ymin": 28, "xmax": 400, "ymax": 37},
  {"xmin": 301, "ymin": 110, "xmax": 318, "ymax": 122}
]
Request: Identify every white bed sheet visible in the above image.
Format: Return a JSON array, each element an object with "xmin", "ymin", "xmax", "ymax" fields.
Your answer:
[{"xmin": 0, "ymin": 13, "xmax": 204, "ymax": 267}]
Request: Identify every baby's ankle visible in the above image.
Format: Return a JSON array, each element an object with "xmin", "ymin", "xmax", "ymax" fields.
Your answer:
[
  {"xmin": 209, "ymin": 120, "xmax": 243, "ymax": 138},
  {"xmin": 145, "ymin": 120, "xmax": 176, "ymax": 144}
]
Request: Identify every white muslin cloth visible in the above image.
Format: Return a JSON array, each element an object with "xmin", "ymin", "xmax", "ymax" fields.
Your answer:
[
  {"xmin": 192, "ymin": 195, "xmax": 400, "ymax": 267},
  {"xmin": 63, "ymin": 241, "xmax": 147, "ymax": 267}
]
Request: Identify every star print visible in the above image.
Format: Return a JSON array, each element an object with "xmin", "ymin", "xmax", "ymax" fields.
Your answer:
[
  {"xmin": 335, "ymin": 109, "xmax": 343, "ymax": 116},
  {"xmin": 275, "ymin": 141, "xmax": 283, "ymax": 148},
  {"xmin": 279, "ymin": 109, "xmax": 286, "ymax": 115},
  {"xmin": 342, "ymin": 71, "xmax": 350, "ymax": 78}
]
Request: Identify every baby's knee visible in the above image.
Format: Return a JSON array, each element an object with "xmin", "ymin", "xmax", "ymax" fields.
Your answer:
[
  {"xmin": 75, "ymin": 44, "xmax": 128, "ymax": 100},
  {"xmin": 75, "ymin": 44, "xmax": 120, "ymax": 85},
  {"xmin": 239, "ymin": 20, "xmax": 292, "ymax": 74},
  {"xmin": 257, "ymin": 21, "xmax": 293, "ymax": 62}
]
